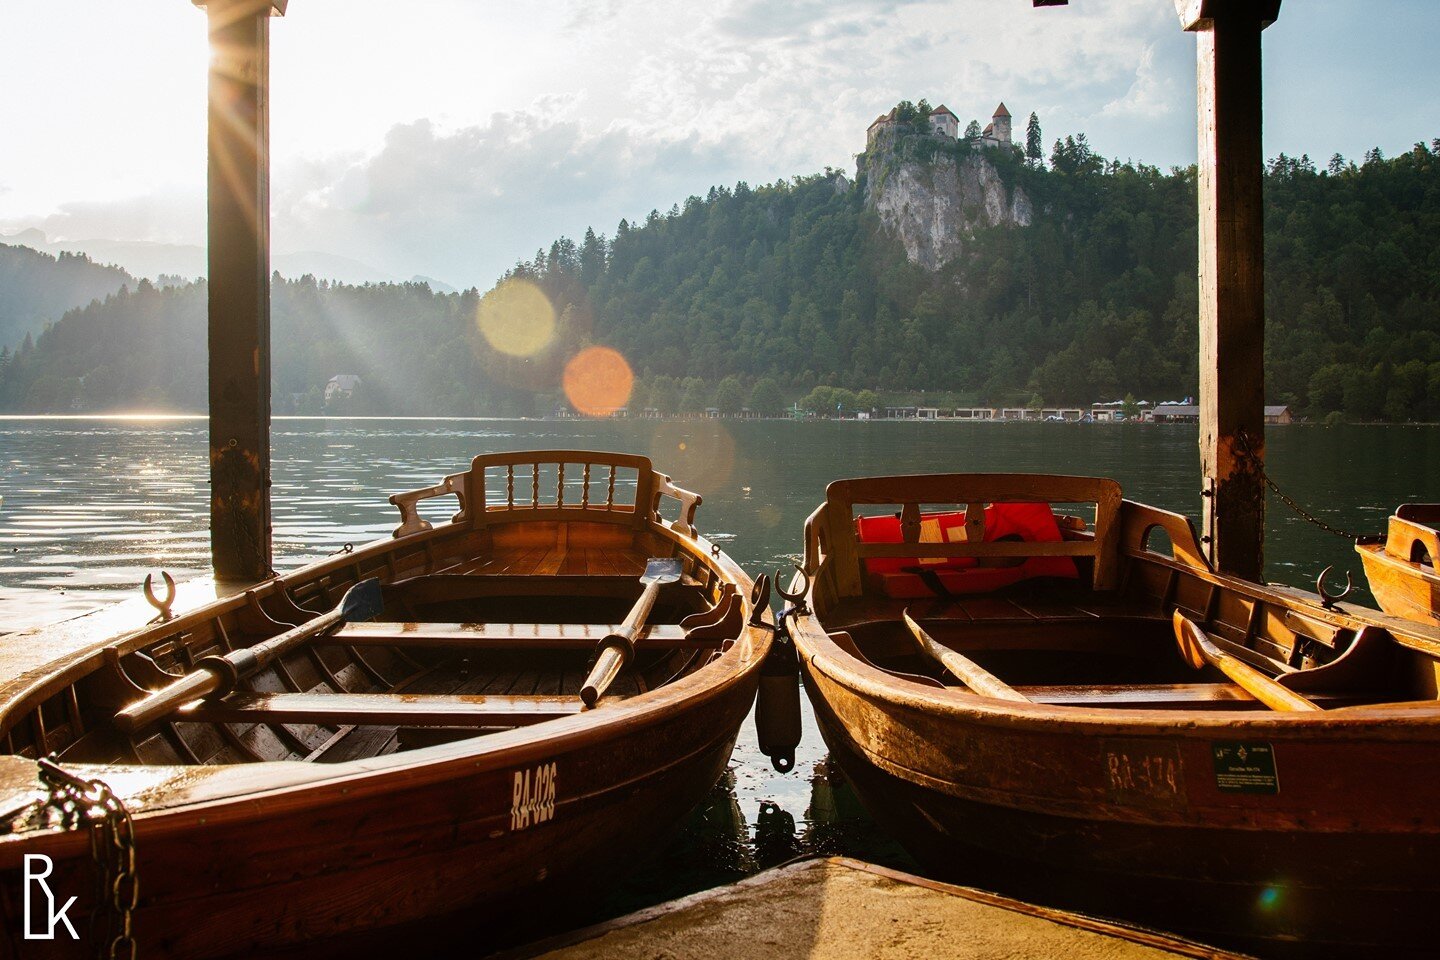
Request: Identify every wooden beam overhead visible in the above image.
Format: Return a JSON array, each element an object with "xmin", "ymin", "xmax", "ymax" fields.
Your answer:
[
  {"xmin": 191, "ymin": 0, "xmax": 288, "ymax": 14},
  {"xmin": 1175, "ymin": 0, "xmax": 1280, "ymax": 31}
]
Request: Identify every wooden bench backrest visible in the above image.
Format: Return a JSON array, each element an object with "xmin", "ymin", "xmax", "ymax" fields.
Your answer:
[
  {"xmin": 388, "ymin": 450, "xmax": 703, "ymax": 537},
  {"xmin": 811, "ymin": 473, "xmax": 1123, "ymax": 598},
  {"xmin": 1388, "ymin": 509, "xmax": 1440, "ymax": 565}
]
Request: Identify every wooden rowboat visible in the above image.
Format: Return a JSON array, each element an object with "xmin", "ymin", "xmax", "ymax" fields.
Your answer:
[
  {"xmin": 0, "ymin": 450, "xmax": 772, "ymax": 959},
  {"xmin": 1356, "ymin": 503, "xmax": 1440, "ymax": 625},
  {"xmin": 786, "ymin": 473, "xmax": 1440, "ymax": 958}
]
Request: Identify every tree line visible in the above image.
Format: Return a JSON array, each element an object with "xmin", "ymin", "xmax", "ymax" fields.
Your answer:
[{"xmin": 2, "ymin": 131, "xmax": 1438, "ymax": 421}]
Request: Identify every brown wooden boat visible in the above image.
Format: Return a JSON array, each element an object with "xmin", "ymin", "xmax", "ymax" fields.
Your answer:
[
  {"xmin": 0, "ymin": 450, "xmax": 772, "ymax": 959},
  {"xmin": 1356, "ymin": 503, "xmax": 1440, "ymax": 625},
  {"xmin": 785, "ymin": 473, "xmax": 1440, "ymax": 958}
]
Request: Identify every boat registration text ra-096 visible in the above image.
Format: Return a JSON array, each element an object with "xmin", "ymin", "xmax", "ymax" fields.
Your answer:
[{"xmin": 511, "ymin": 762, "xmax": 558, "ymax": 831}]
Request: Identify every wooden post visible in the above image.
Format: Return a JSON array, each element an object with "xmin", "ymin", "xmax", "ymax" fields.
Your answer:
[
  {"xmin": 1177, "ymin": 0, "xmax": 1281, "ymax": 582},
  {"xmin": 195, "ymin": 0, "xmax": 287, "ymax": 581}
]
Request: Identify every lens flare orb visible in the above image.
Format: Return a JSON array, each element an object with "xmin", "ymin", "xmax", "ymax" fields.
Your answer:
[
  {"xmin": 563, "ymin": 346, "xmax": 634, "ymax": 417},
  {"xmin": 476, "ymin": 279, "xmax": 556, "ymax": 357}
]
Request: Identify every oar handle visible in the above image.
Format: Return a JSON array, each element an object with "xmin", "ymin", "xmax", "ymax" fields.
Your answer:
[
  {"xmin": 580, "ymin": 579, "xmax": 662, "ymax": 707},
  {"xmin": 116, "ymin": 607, "xmax": 345, "ymax": 731},
  {"xmin": 115, "ymin": 669, "xmax": 222, "ymax": 732}
]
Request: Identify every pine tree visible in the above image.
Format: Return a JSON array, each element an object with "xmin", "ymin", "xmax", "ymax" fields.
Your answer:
[
  {"xmin": 1026, "ymin": 112, "xmax": 1043, "ymax": 166},
  {"xmin": 964, "ymin": 120, "xmax": 982, "ymax": 139}
]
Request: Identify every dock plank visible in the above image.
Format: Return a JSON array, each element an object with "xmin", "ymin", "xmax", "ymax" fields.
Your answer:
[{"xmin": 504, "ymin": 858, "xmax": 1245, "ymax": 960}]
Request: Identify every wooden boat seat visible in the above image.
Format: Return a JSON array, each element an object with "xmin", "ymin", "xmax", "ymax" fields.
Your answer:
[
  {"xmin": 181, "ymin": 692, "xmax": 602, "ymax": 728},
  {"xmin": 1015, "ymin": 683, "xmax": 1374, "ymax": 710},
  {"xmin": 329, "ymin": 621, "xmax": 726, "ymax": 650},
  {"xmin": 826, "ymin": 582, "xmax": 1165, "ymax": 633}
]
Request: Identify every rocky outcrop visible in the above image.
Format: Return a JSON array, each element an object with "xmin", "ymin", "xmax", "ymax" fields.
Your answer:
[{"xmin": 860, "ymin": 134, "xmax": 1031, "ymax": 271}]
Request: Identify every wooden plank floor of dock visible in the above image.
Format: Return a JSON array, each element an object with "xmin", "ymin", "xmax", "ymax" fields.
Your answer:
[{"xmin": 506, "ymin": 858, "xmax": 1249, "ymax": 960}]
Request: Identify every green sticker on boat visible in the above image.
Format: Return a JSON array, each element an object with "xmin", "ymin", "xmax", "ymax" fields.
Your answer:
[{"xmin": 1212, "ymin": 742, "xmax": 1279, "ymax": 794}]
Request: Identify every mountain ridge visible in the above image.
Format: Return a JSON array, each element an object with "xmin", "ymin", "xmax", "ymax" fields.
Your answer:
[{"xmin": 1, "ymin": 130, "xmax": 1438, "ymax": 422}]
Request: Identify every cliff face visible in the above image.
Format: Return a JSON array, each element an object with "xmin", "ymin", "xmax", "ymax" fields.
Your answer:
[{"xmin": 861, "ymin": 135, "xmax": 1032, "ymax": 271}]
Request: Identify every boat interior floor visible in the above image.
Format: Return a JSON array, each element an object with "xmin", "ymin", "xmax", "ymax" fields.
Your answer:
[
  {"xmin": 58, "ymin": 576, "xmax": 719, "ymax": 768},
  {"xmin": 827, "ymin": 584, "xmax": 1411, "ymax": 712}
]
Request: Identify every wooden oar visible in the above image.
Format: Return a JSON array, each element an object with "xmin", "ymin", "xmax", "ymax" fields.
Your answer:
[
  {"xmin": 116, "ymin": 578, "xmax": 385, "ymax": 731},
  {"xmin": 581, "ymin": 558, "xmax": 681, "ymax": 707},
  {"xmin": 1172, "ymin": 611, "xmax": 1321, "ymax": 712},
  {"xmin": 902, "ymin": 610, "xmax": 1031, "ymax": 703}
]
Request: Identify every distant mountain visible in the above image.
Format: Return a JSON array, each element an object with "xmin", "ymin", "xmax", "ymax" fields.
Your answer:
[
  {"xmin": 0, "ymin": 243, "xmax": 134, "ymax": 350},
  {"xmin": 0, "ymin": 232, "xmax": 408, "ymax": 288}
]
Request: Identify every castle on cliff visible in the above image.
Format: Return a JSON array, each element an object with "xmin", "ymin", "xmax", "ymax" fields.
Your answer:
[{"xmin": 866, "ymin": 102, "xmax": 1012, "ymax": 150}]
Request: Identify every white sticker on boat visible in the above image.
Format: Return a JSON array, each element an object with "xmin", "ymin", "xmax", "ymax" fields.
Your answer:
[{"xmin": 510, "ymin": 762, "xmax": 558, "ymax": 831}]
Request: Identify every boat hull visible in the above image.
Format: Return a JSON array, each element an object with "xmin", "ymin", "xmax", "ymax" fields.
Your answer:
[
  {"xmin": 1, "ymin": 670, "xmax": 752, "ymax": 959},
  {"xmin": 799, "ymin": 658, "xmax": 1440, "ymax": 958}
]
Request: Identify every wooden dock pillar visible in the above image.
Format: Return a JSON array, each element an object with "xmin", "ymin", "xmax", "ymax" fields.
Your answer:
[
  {"xmin": 194, "ymin": 0, "xmax": 288, "ymax": 581},
  {"xmin": 1178, "ymin": 0, "xmax": 1281, "ymax": 582}
]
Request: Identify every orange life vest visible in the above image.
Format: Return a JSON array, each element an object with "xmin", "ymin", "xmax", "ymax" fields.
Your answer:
[{"xmin": 855, "ymin": 502, "xmax": 1078, "ymax": 599}]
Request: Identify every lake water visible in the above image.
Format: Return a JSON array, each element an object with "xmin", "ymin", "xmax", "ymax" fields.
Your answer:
[{"xmin": 2, "ymin": 416, "xmax": 1436, "ymax": 932}]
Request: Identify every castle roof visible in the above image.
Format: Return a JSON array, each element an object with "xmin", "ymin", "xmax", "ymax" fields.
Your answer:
[
  {"xmin": 867, "ymin": 114, "xmax": 889, "ymax": 130},
  {"xmin": 931, "ymin": 104, "xmax": 956, "ymax": 118},
  {"xmin": 993, "ymin": 102, "xmax": 1011, "ymax": 118}
]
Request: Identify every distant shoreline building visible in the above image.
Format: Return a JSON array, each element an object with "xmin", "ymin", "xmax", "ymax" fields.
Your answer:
[{"xmin": 324, "ymin": 374, "xmax": 361, "ymax": 403}]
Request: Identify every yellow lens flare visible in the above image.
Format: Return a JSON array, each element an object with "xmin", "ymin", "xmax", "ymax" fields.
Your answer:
[
  {"xmin": 476, "ymin": 279, "xmax": 556, "ymax": 357},
  {"xmin": 563, "ymin": 346, "xmax": 634, "ymax": 417}
]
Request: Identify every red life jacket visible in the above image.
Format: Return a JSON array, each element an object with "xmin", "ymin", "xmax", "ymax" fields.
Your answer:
[{"xmin": 855, "ymin": 502, "xmax": 1078, "ymax": 599}]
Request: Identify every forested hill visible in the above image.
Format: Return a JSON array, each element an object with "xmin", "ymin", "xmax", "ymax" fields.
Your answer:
[
  {"xmin": 2, "ymin": 132, "xmax": 1439, "ymax": 420},
  {"xmin": 0, "ymin": 242, "xmax": 134, "ymax": 353}
]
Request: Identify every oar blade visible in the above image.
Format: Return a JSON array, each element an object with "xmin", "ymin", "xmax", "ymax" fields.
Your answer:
[
  {"xmin": 642, "ymin": 558, "xmax": 683, "ymax": 584},
  {"xmin": 1172, "ymin": 611, "xmax": 1209, "ymax": 671},
  {"xmin": 341, "ymin": 578, "xmax": 385, "ymax": 623}
]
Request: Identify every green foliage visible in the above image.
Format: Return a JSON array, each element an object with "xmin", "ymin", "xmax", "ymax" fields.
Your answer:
[
  {"xmin": 714, "ymin": 375, "xmax": 745, "ymax": 413},
  {"xmin": 3, "ymin": 137, "xmax": 1439, "ymax": 422},
  {"xmin": 1026, "ymin": 112, "xmax": 1044, "ymax": 166},
  {"xmin": 748, "ymin": 378, "xmax": 784, "ymax": 416}
]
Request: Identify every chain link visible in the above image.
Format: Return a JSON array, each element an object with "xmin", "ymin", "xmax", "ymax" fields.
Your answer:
[
  {"xmin": 37, "ymin": 757, "xmax": 138, "ymax": 960},
  {"xmin": 1236, "ymin": 430, "xmax": 1370, "ymax": 542}
]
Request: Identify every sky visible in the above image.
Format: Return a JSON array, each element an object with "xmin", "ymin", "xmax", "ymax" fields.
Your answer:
[{"xmin": 1, "ymin": 0, "xmax": 1437, "ymax": 290}]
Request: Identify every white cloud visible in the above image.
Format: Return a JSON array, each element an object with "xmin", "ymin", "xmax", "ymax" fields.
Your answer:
[
  {"xmin": 6, "ymin": 1, "xmax": 1435, "ymax": 287},
  {"xmin": 1101, "ymin": 44, "xmax": 1177, "ymax": 120}
]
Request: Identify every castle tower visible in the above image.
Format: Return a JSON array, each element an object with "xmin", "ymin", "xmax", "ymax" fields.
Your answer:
[{"xmin": 991, "ymin": 102, "xmax": 1012, "ymax": 145}]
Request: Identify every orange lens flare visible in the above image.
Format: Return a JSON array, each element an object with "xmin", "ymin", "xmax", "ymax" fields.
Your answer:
[{"xmin": 563, "ymin": 346, "xmax": 634, "ymax": 417}]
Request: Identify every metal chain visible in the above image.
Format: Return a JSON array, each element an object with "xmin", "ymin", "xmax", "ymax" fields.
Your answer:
[
  {"xmin": 1236, "ymin": 430, "xmax": 1370, "ymax": 541},
  {"xmin": 224, "ymin": 487, "xmax": 278, "ymax": 580},
  {"xmin": 37, "ymin": 757, "xmax": 138, "ymax": 960}
]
